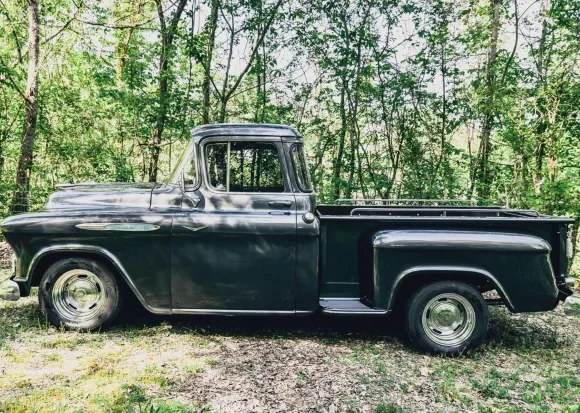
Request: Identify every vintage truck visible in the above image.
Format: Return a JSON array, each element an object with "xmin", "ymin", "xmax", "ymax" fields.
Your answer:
[{"xmin": 0, "ymin": 124, "xmax": 577, "ymax": 355}]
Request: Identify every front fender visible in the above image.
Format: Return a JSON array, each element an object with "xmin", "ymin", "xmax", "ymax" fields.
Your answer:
[{"xmin": 17, "ymin": 244, "xmax": 171, "ymax": 315}]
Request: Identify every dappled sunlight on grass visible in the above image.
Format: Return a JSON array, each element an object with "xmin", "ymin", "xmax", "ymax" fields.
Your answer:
[{"xmin": 1, "ymin": 293, "xmax": 580, "ymax": 412}]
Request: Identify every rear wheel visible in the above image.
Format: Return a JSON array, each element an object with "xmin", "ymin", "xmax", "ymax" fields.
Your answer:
[
  {"xmin": 405, "ymin": 281, "xmax": 488, "ymax": 356},
  {"xmin": 39, "ymin": 258, "xmax": 123, "ymax": 330}
]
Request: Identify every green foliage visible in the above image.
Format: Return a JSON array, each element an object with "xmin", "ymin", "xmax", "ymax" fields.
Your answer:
[{"xmin": 375, "ymin": 401, "xmax": 408, "ymax": 413}]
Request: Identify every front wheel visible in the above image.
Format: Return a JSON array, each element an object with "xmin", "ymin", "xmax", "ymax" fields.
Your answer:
[
  {"xmin": 39, "ymin": 258, "xmax": 123, "ymax": 330},
  {"xmin": 405, "ymin": 281, "xmax": 489, "ymax": 356}
]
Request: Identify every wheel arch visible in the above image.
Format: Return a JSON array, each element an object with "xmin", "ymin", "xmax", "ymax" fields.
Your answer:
[
  {"xmin": 389, "ymin": 266, "xmax": 514, "ymax": 312},
  {"xmin": 29, "ymin": 245, "xmax": 170, "ymax": 315}
]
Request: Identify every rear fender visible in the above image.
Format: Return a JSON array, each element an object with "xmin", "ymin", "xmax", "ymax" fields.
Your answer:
[
  {"xmin": 389, "ymin": 265, "xmax": 514, "ymax": 311},
  {"xmin": 372, "ymin": 230, "xmax": 558, "ymax": 313}
]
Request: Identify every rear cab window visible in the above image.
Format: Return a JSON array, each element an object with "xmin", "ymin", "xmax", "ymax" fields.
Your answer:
[{"xmin": 290, "ymin": 144, "xmax": 313, "ymax": 192}]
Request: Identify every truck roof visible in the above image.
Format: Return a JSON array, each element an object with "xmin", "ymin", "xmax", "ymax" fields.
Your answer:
[{"xmin": 191, "ymin": 123, "xmax": 301, "ymax": 141}]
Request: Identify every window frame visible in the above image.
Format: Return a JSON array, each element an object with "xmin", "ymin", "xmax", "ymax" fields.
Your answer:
[
  {"xmin": 290, "ymin": 144, "xmax": 313, "ymax": 193},
  {"xmin": 169, "ymin": 140, "xmax": 200, "ymax": 192},
  {"xmin": 201, "ymin": 137, "xmax": 290, "ymax": 195}
]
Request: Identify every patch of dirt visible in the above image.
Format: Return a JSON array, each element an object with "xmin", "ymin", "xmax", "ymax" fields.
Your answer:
[
  {"xmin": 169, "ymin": 307, "xmax": 580, "ymax": 412},
  {"xmin": 0, "ymin": 241, "xmax": 13, "ymax": 265},
  {"xmin": 178, "ymin": 339, "xmax": 383, "ymax": 412}
]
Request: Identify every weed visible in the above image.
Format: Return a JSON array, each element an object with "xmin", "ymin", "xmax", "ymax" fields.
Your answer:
[{"xmin": 375, "ymin": 401, "xmax": 407, "ymax": 413}]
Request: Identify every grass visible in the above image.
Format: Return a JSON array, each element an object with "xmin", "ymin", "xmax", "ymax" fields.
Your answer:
[{"xmin": 1, "ymin": 290, "xmax": 580, "ymax": 412}]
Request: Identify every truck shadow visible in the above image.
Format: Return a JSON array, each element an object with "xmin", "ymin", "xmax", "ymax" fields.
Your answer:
[
  {"xmin": 1, "ymin": 298, "xmax": 569, "ymax": 354},
  {"xmin": 117, "ymin": 304, "xmax": 570, "ymax": 353},
  {"xmin": 119, "ymin": 308, "xmax": 404, "ymax": 342}
]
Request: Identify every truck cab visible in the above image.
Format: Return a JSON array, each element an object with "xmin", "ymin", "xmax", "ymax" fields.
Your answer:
[{"xmin": 165, "ymin": 124, "xmax": 319, "ymax": 314}]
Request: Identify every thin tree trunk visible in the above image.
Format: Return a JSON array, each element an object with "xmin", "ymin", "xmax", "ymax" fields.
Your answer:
[
  {"xmin": 202, "ymin": 0, "xmax": 219, "ymax": 124},
  {"xmin": 148, "ymin": 0, "xmax": 187, "ymax": 183},
  {"xmin": 254, "ymin": 1, "xmax": 264, "ymax": 123},
  {"xmin": 11, "ymin": 0, "xmax": 40, "ymax": 214},
  {"xmin": 260, "ymin": 44, "xmax": 267, "ymax": 122},
  {"xmin": 331, "ymin": 87, "xmax": 347, "ymax": 201},
  {"xmin": 254, "ymin": 50, "xmax": 262, "ymax": 122},
  {"xmin": 533, "ymin": 0, "xmax": 552, "ymax": 194},
  {"xmin": 472, "ymin": 0, "xmax": 500, "ymax": 200},
  {"xmin": 218, "ymin": 9, "xmax": 236, "ymax": 123},
  {"xmin": 431, "ymin": 42, "xmax": 447, "ymax": 190}
]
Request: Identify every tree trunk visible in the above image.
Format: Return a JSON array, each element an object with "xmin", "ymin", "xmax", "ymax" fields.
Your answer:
[
  {"xmin": 331, "ymin": 87, "xmax": 347, "ymax": 201},
  {"xmin": 218, "ymin": 10, "xmax": 236, "ymax": 123},
  {"xmin": 254, "ymin": 49, "xmax": 262, "ymax": 122},
  {"xmin": 215, "ymin": 0, "xmax": 283, "ymax": 123},
  {"xmin": 148, "ymin": 0, "xmax": 187, "ymax": 183},
  {"xmin": 473, "ymin": 0, "xmax": 500, "ymax": 200},
  {"xmin": 533, "ymin": 0, "xmax": 552, "ymax": 194},
  {"xmin": 202, "ymin": 0, "xmax": 219, "ymax": 124},
  {"xmin": 11, "ymin": 0, "xmax": 40, "ymax": 214}
]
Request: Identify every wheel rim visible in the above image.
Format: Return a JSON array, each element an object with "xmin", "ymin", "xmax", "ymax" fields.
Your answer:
[
  {"xmin": 421, "ymin": 293, "xmax": 476, "ymax": 347},
  {"xmin": 51, "ymin": 269, "xmax": 107, "ymax": 323}
]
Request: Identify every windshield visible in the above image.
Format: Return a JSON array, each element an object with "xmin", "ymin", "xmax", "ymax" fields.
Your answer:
[
  {"xmin": 167, "ymin": 140, "xmax": 195, "ymax": 185},
  {"xmin": 291, "ymin": 144, "xmax": 313, "ymax": 192}
]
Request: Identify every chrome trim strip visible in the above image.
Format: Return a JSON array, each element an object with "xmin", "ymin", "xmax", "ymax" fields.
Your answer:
[
  {"xmin": 76, "ymin": 223, "xmax": 160, "ymax": 232},
  {"xmin": 373, "ymin": 230, "xmax": 552, "ymax": 252},
  {"xmin": 172, "ymin": 309, "xmax": 296, "ymax": 315},
  {"xmin": 295, "ymin": 310, "xmax": 314, "ymax": 315},
  {"xmin": 321, "ymin": 308, "xmax": 389, "ymax": 315},
  {"xmin": 320, "ymin": 297, "xmax": 360, "ymax": 301},
  {"xmin": 21, "ymin": 244, "xmax": 171, "ymax": 315}
]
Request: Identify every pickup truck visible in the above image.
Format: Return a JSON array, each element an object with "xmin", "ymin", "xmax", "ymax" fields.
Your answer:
[{"xmin": 0, "ymin": 124, "xmax": 577, "ymax": 355}]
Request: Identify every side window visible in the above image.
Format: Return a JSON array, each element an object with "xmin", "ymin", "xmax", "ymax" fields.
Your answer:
[{"xmin": 206, "ymin": 142, "xmax": 285, "ymax": 193}]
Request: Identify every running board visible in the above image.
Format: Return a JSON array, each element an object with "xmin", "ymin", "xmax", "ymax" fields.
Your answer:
[{"xmin": 319, "ymin": 298, "xmax": 389, "ymax": 315}]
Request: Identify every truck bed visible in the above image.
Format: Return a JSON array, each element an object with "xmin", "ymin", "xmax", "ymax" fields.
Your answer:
[{"xmin": 315, "ymin": 201, "xmax": 573, "ymax": 307}]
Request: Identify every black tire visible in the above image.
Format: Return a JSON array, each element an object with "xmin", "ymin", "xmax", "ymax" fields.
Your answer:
[
  {"xmin": 405, "ymin": 281, "xmax": 488, "ymax": 356},
  {"xmin": 39, "ymin": 258, "xmax": 123, "ymax": 330}
]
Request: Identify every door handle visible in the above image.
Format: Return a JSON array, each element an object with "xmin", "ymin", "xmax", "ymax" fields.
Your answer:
[{"xmin": 268, "ymin": 200, "xmax": 292, "ymax": 207}]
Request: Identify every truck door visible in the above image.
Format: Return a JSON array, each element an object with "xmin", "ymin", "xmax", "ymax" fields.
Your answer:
[{"xmin": 170, "ymin": 137, "xmax": 297, "ymax": 313}]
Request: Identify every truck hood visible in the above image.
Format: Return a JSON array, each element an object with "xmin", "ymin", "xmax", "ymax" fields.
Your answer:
[{"xmin": 45, "ymin": 182, "xmax": 157, "ymax": 210}]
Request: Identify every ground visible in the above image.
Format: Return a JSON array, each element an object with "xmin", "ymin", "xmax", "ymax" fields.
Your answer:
[{"xmin": 1, "ymin": 291, "xmax": 580, "ymax": 413}]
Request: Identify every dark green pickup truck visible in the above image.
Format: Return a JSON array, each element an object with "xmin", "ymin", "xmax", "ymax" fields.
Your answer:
[{"xmin": 0, "ymin": 124, "xmax": 577, "ymax": 355}]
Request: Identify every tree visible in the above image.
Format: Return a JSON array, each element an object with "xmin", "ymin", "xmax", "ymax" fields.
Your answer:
[
  {"xmin": 148, "ymin": 0, "xmax": 188, "ymax": 183},
  {"xmin": 471, "ymin": 0, "xmax": 502, "ymax": 200},
  {"xmin": 11, "ymin": 0, "xmax": 40, "ymax": 213}
]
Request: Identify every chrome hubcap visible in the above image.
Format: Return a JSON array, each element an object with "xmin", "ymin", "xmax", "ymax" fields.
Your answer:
[
  {"xmin": 421, "ymin": 293, "xmax": 476, "ymax": 347},
  {"xmin": 52, "ymin": 270, "xmax": 106, "ymax": 323}
]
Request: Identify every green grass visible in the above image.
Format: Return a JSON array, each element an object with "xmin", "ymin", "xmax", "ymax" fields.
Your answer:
[
  {"xmin": 1, "ymin": 292, "xmax": 580, "ymax": 412},
  {"xmin": 375, "ymin": 401, "xmax": 407, "ymax": 413}
]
